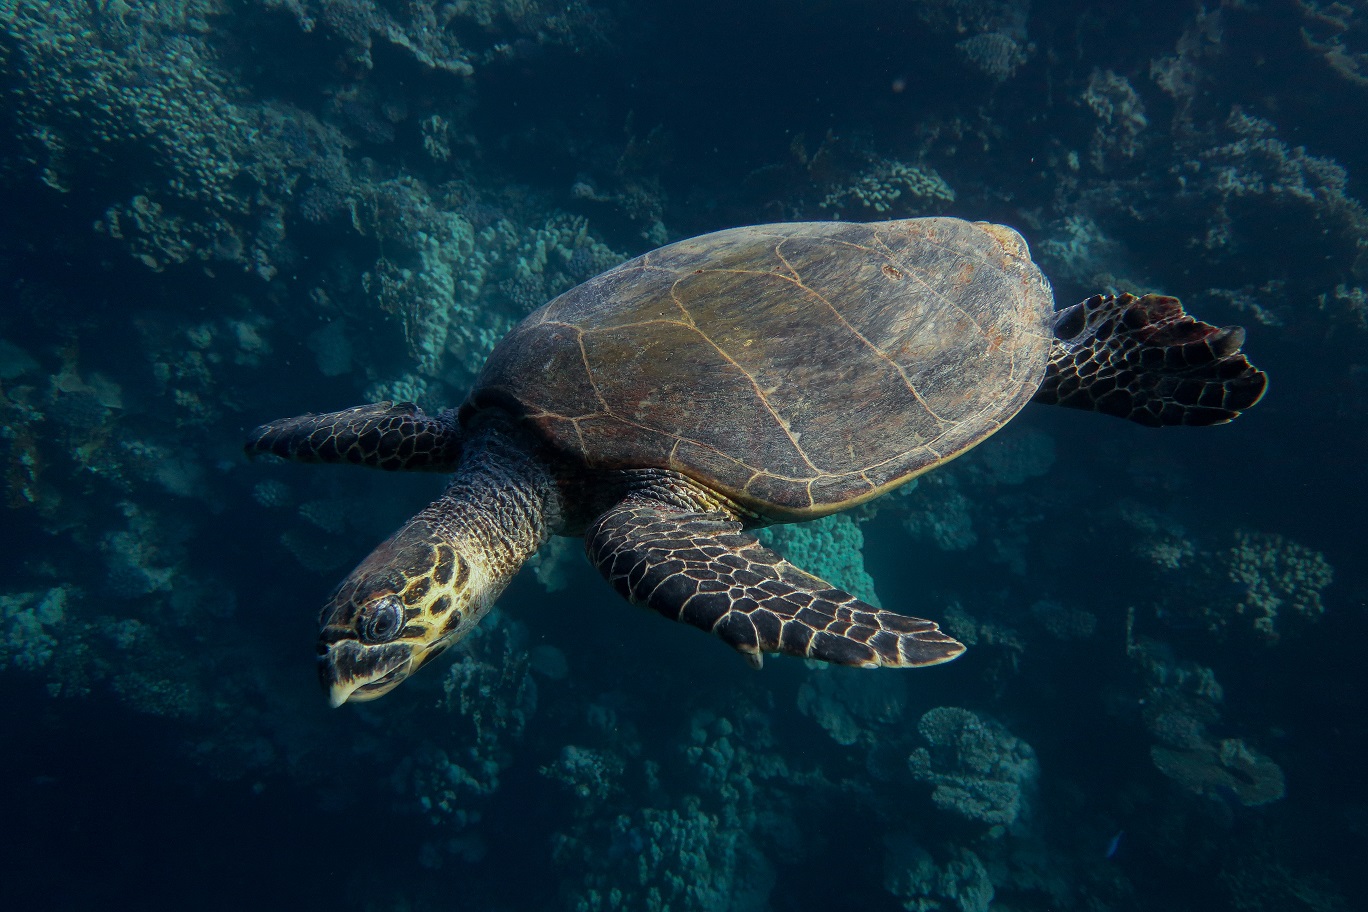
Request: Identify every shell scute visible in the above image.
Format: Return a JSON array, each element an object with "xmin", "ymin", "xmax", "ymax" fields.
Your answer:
[{"xmin": 473, "ymin": 218, "xmax": 1054, "ymax": 516}]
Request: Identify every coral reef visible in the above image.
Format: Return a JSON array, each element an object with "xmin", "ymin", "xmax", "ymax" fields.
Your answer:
[
  {"xmin": 1150, "ymin": 738, "xmax": 1286, "ymax": 807},
  {"xmin": 436, "ymin": 615, "xmax": 537, "ymax": 796},
  {"xmin": 1036, "ymin": 214, "xmax": 1127, "ymax": 289},
  {"xmin": 556, "ymin": 800, "xmax": 773, "ymax": 912},
  {"xmin": 390, "ymin": 615, "xmax": 539, "ymax": 866},
  {"xmin": 1129, "ymin": 637, "xmax": 1224, "ymax": 748},
  {"xmin": 1082, "ymin": 69, "xmax": 1149, "ymax": 169},
  {"xmin": 956, "ymin": 31, "xmax": 1028, "ymax": 83},
  {"xmin": 1178, "ymin": 107, "xmax": 1368, "ymax": 289},
  {"xmin": 1028, "ymin": 599, "xmax": 1097, "ymax": 641},
  {"xmin": 1201, "ymin": 108, "xmax": 1363, "ymax": 225},
  {"xmin": 901, "ymin": 474, "xmax": 978, "ymax": 551},
  {"xmin": 542, "ymin": 745, "xmax": 622, "ymax": 802},
  {"xmin": 797, "ymin": 665, "xmax": 909, "ymax": 746},
  {"xmin": 2, "ymin": 0, "xmax": 355, "ymax": 278},
  {"xmin": 103, "ymin": 502, "xmax": 182, "ymax": 599},
  {"xmin": 358, "ymin": 178, "xmax": 622, "ymax": 380},
  {"xmin": 1123, "ymin": 510, "xmax": 1334, "ymax": 643},
  {"xmin": 1127, "ymin": 636, "xmax": 1285, "ymax": 807},
  {"xmin": 1299, "ymin": 0, "xmax": 1368, "ymax": 87},
  {"xmin": 1120, "ymin": 502, "xmax": 1198, "ymax": 572},
  {"xmin": 552, "ymin": 706, "xmax": 793, "ymax": 912},
  {"xmin": 0, "ymin": 587, "xmax": 67, "ymax": 672},
  {"xmin": 821, "ymin": 159, "xmax": 955, "ymax": 216},
  {"xmin": 262, "ymin": 0, "xmax": 614, "ymax": 74},
  {"xmin": 908, "ymin": 707, "xmax": 1039, "ymax": 830},
  {"xmin": 913, "ymin": 0, "xmax": 1033, "ymax": 82},
  {"xmin": 757, "ymin": 512, "xmax": 881, "ymax": 606},
  {"xmin": 963, "ymin": 427, "xmax": 1056, "ymax": 487},
  {"xmin": 364, "ymin": 373, "xmax": 433, "ymax": 409},
  {"xmin": 1223, "ymin": 530, "xmax": 1334, "ymax": 640},
  {"xmin": 884, "ymin": 836, "xmax": 994, "ymax": 912},
  {"xmin": 528, "ymin": 535, "xmax": 583, "ymax": 593},
  {"xmin": 897, "ymin": 427, "xmax": 1056, "ymax": 566}
]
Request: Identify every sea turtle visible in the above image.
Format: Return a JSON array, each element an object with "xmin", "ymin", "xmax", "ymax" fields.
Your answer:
[{"xmin": 246, "ymin": 218, "xmax": 1266, "ymax": 706}]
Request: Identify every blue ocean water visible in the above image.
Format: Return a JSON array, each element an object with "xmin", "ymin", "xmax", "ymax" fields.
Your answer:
[{"xmin": 2, "ymin": 1, "xmax": 1365, "ymax": 910}]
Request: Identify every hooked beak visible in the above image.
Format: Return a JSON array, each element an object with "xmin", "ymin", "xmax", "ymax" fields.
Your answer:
[{"xmin": 319, "ymin": 640, "xmax": 415, "ymax": 707}]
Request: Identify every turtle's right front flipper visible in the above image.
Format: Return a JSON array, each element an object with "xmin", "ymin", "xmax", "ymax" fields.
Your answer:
[
  {"xmin": 586, "ymin": 476, "xmax": 965, "ymax": 669},
  {"xmin": 1034, "ymin": 293, "xmax": 1267, "ymax": 426},
  {"xmin": 245, "ymin": 401, "xmax": 464, "ymax": 471}
]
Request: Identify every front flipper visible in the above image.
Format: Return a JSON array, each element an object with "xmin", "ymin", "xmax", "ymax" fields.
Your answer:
[
  {"xmin": 244, "ymin": 401, "xmax": 464, "ymax": 471},
  {"xmin": 1034, "ymin": 293, "xmax": 1267, "ymax": 427},
  {"xmin": 586, "ymin": 484, "xmax": 965, "ymax": 669}
]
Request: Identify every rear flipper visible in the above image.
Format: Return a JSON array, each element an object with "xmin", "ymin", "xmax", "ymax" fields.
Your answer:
[
  {"xmin": 1034, "ymin": 293, "xmax": 1267, "ymax": 427},
  {"xmin": 244, "ymin": 401, "xmax": 464, "ymax": 471},
  {"xmin": 586, "ymin": 477, "xmax": 965, "ymax": 669}
]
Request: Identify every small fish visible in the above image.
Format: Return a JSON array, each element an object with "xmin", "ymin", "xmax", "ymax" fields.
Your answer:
[{"xmin": 1105, "ymin": 830, "xmax": 1125, "ymax": 859}]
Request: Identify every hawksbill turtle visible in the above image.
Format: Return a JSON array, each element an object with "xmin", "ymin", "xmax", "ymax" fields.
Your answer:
[{"xmin": 245, "ymin": 218, "xmax": 1266, "ymax": 706}]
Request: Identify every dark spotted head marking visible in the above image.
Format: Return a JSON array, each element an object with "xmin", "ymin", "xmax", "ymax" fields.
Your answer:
[{"xmin": 317, "ymin": 518, "xmax": 484, "ymax": 706}]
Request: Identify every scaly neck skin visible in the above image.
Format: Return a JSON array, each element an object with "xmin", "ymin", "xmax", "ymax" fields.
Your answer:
[
  {"xmin": 422, "ymin": 418, "xmax": 562, "ymax": 599},
  {"xmin": 318, "ymin": 416, "xmax": 561, "ymax": 706}
]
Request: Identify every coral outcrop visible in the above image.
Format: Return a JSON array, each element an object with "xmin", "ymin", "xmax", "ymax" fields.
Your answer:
[
  {"xmin": 797, "ymin": 665, "xmax": 909, "ymax": 747},
  {"xmin": 821, "ymin": 159, "xmax": 955, "ymax": 216},
  {"xmin": 1151, "ymin": 738, "xmax": 1286, "ymax": 807},
  {"xmin": 1223, "ymin": 529, "xmax": 1334, "ymax": 640},
  {"xmin": 885, "ymin": 836, "xmax": 995, "ymax": 912},
  {"xmin": 0, "ymin": 587, "xmax": 67, "ymax": 672},
  {"xmin": 912, "ymin": 0, "xmax": 1033, "ymax": 82},
  {"xmin": 757, "ymin": 512, "xmax": 881, "ymax": 606},
  {"xmin": 909, "ymin": 707, "xmax": 1039, "ymax": 830}
]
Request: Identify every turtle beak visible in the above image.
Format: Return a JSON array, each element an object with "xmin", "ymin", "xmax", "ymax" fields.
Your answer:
[{"xmin": 319, "ymin": 640, "xmax": 415, "ymax": 707}]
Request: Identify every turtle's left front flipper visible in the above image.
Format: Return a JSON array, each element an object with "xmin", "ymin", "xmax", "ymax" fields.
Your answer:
[
  {"xmin": 245, "ymin": 401, "xmax": 464, "ymax": 471},
  {"xmin": 586, "ymin": 479, "xmax": 965, "ymax": 669},
  {"xmin": 1035, "ymin": 293, "xmax": 1267, "ymax": 426}
]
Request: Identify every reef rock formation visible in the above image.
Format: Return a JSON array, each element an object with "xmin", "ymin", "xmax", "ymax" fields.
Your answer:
[{"xmin": 909, "ymin": 707, "xmax": 1039, "ymax": 830}]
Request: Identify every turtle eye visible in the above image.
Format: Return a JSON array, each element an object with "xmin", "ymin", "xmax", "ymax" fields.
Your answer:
[{"xmin": 361, "ymin": 595, "xmax": 404, "ymax": 643}]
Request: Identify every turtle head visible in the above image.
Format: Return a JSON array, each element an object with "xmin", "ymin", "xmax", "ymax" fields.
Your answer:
[{"xmin": 317, "ymin": 517, "xmax": 485, "ymax": 707}]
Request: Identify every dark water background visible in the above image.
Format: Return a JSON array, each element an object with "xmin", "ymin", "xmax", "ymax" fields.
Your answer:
[{"xmin": 3, "ymin": 1, "xmax": 1366, "ymax": 910}]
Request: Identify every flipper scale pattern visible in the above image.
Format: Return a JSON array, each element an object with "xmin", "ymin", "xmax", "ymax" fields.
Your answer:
[
  {"xmin": 244, "ymin": 401, "xmax": 464, "ymax": 471},
  {"xmin": 586, "ymin": 492, "xmax": 965, "ymax": 669},
  {"xmin": 1035, "ymin": 293, "xmax": 1267, "ymax": 426}
]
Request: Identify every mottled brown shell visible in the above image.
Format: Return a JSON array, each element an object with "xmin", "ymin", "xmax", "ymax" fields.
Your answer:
[{"xmin": 469, "ymin": 218, "xmax": 1055, "ymax": 518}]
